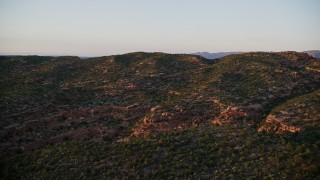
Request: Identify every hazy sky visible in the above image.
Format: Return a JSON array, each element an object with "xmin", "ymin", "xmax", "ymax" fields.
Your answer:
[{"xmin": 0, "ymin": 0, "xmax": 319, "ymax": 56}]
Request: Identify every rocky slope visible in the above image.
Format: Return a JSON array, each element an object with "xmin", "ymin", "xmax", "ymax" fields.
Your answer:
[{"xmin": 259, "ymin": 89, "xmax": 320, "ymax": 134}]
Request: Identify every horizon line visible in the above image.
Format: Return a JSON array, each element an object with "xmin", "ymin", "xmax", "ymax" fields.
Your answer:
[{"xmin": 0, "ymin": 49, "xmax": 319, "ymax": 57}]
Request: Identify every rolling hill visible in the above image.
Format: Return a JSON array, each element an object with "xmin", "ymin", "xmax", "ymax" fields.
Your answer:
[{"xmin": 0, "ymin": 51, "xmax": 319, "ymax": 179}]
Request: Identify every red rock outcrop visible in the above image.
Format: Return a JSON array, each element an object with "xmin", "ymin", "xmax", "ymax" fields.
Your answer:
[
  {"xmin": 211, "ymin": 104, "xmax": 264, "ymax": 125},
  {"xmin": 258, "ymin": 115, "xmax": 301, "ymax": 134}
]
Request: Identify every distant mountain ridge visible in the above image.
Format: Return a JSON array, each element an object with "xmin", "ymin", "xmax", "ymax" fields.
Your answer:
[
  {"xmin": 303, "ymin": 50, "xmax": 320, "ymax": 58},
  {"xmin": 192, "ymin": 52, "xmax": 242, "ymax": 59},
  {"xmin": 193, "ymin": 50, "xmax": 320, "ymax": 59}
]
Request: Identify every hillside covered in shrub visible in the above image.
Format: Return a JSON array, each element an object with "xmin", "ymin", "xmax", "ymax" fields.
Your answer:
[{"xmin": 1, "ymin": 51, "xmax": 319, "ymax": 178}]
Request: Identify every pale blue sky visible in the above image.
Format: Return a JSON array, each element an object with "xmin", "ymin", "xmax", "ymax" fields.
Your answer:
[{"xmin": 0, "ymin": 0, "xmax": 319, "ymax": 56}]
